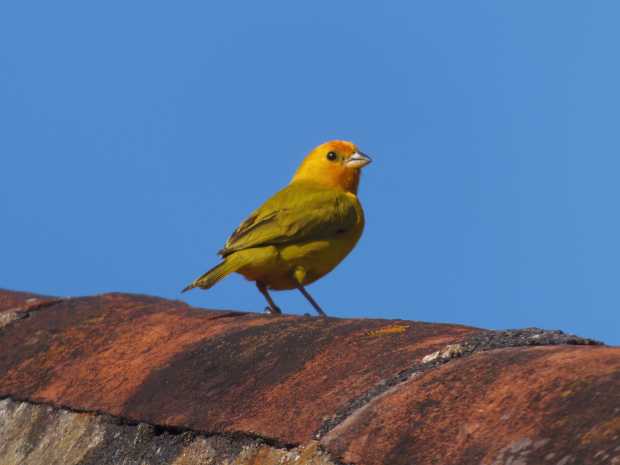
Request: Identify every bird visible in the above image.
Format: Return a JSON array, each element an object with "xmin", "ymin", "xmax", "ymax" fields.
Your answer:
[{"xmin": 182, "ymin": 140, "xmax": 372, "ymax": 317}]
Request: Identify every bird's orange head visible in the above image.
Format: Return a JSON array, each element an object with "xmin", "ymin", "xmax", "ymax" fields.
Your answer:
[{"xmin": 291, "ymin": 140, "xmax": 372, "ymax": 194}]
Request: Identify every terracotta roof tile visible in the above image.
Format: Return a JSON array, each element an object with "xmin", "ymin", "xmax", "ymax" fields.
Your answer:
[{"xmin": 0, "ymin": 289, "xmax": 617, "ymax": 465}]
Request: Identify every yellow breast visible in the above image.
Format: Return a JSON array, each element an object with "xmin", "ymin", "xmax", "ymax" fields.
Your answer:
[{"xmin": 237, "ymin": 194, "xmax": 365, "ymax": 290}]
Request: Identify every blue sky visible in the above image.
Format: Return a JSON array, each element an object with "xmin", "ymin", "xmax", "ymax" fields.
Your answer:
[{"xmin": 2, "ymin": 1, "xmax": 619, "ymax": 345}]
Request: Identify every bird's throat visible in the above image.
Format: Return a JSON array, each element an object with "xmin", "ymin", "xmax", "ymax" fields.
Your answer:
[{"xmin": 291, "ymin": 166, "xmax": 361, "ymax": 194}]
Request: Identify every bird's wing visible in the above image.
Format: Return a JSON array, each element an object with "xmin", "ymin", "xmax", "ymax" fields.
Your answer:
[{"xmin": 218, "ymin": 184, "xmax": 359, "ymax": 257}]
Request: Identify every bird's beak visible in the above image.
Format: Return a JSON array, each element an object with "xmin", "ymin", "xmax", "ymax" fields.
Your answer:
[{"xmin": 346, "ymin": 151, "xmax": 372, "ymax": 168}]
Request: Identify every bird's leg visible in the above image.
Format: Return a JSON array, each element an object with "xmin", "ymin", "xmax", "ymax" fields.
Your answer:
[
  {"xmin": 256, "ymin": 282, "xmax": 283, "ymax": 315},
  {"xmin": 297, "ymin": 285, "xmax": 327, "ymax": 317}
]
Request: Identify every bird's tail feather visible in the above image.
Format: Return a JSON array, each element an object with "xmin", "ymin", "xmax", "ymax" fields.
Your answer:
[{"xmin": 182, "ymin": 255, "xmax": 246, "ymax": 293}]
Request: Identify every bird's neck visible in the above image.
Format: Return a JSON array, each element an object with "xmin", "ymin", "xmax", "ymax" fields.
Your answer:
[{"xmin": 291, "ymin": 168, "xmax": 360, "ymax": 194}]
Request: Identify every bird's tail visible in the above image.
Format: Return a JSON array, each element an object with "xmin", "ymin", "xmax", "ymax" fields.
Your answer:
[{"xmin": 181, "ymin": 255, "xmax": 247, "ymax": 293}]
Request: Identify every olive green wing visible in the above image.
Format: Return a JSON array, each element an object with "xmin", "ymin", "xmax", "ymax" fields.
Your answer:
[{"xmin": 218, "ymin": 185, "xmax": 359, "ymax": 257}]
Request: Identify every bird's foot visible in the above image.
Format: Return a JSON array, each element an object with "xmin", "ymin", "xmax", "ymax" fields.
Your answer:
[{"xmin": 264, "ymin": 306, "xmax": 283, "ymax": 316}]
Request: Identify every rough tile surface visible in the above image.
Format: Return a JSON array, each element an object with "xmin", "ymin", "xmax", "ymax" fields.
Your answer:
[{"xmin": 0, "ymin": 289, "xmax": 618, "ymax": 465}]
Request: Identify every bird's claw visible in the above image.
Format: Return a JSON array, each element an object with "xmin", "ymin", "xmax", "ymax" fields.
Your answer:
[{"xmin": 264, "ymin": 306, "xmax": 282, "ymax": 316}]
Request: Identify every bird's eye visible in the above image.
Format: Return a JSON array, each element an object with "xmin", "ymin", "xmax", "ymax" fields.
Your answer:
[{"xmin": 326, "ymin": 151, "xmax": 338, "ymax": 161}]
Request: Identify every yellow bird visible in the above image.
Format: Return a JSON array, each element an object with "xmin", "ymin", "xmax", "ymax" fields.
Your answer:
[{"xmin": 182, "ymin": 140, "xmax": 372, "ymax": 316}]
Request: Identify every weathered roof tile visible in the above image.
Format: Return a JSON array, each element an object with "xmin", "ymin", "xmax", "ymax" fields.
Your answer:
[{"xmin": 1, "ymin": 289, "xmax": 618, "ymax": 465}]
